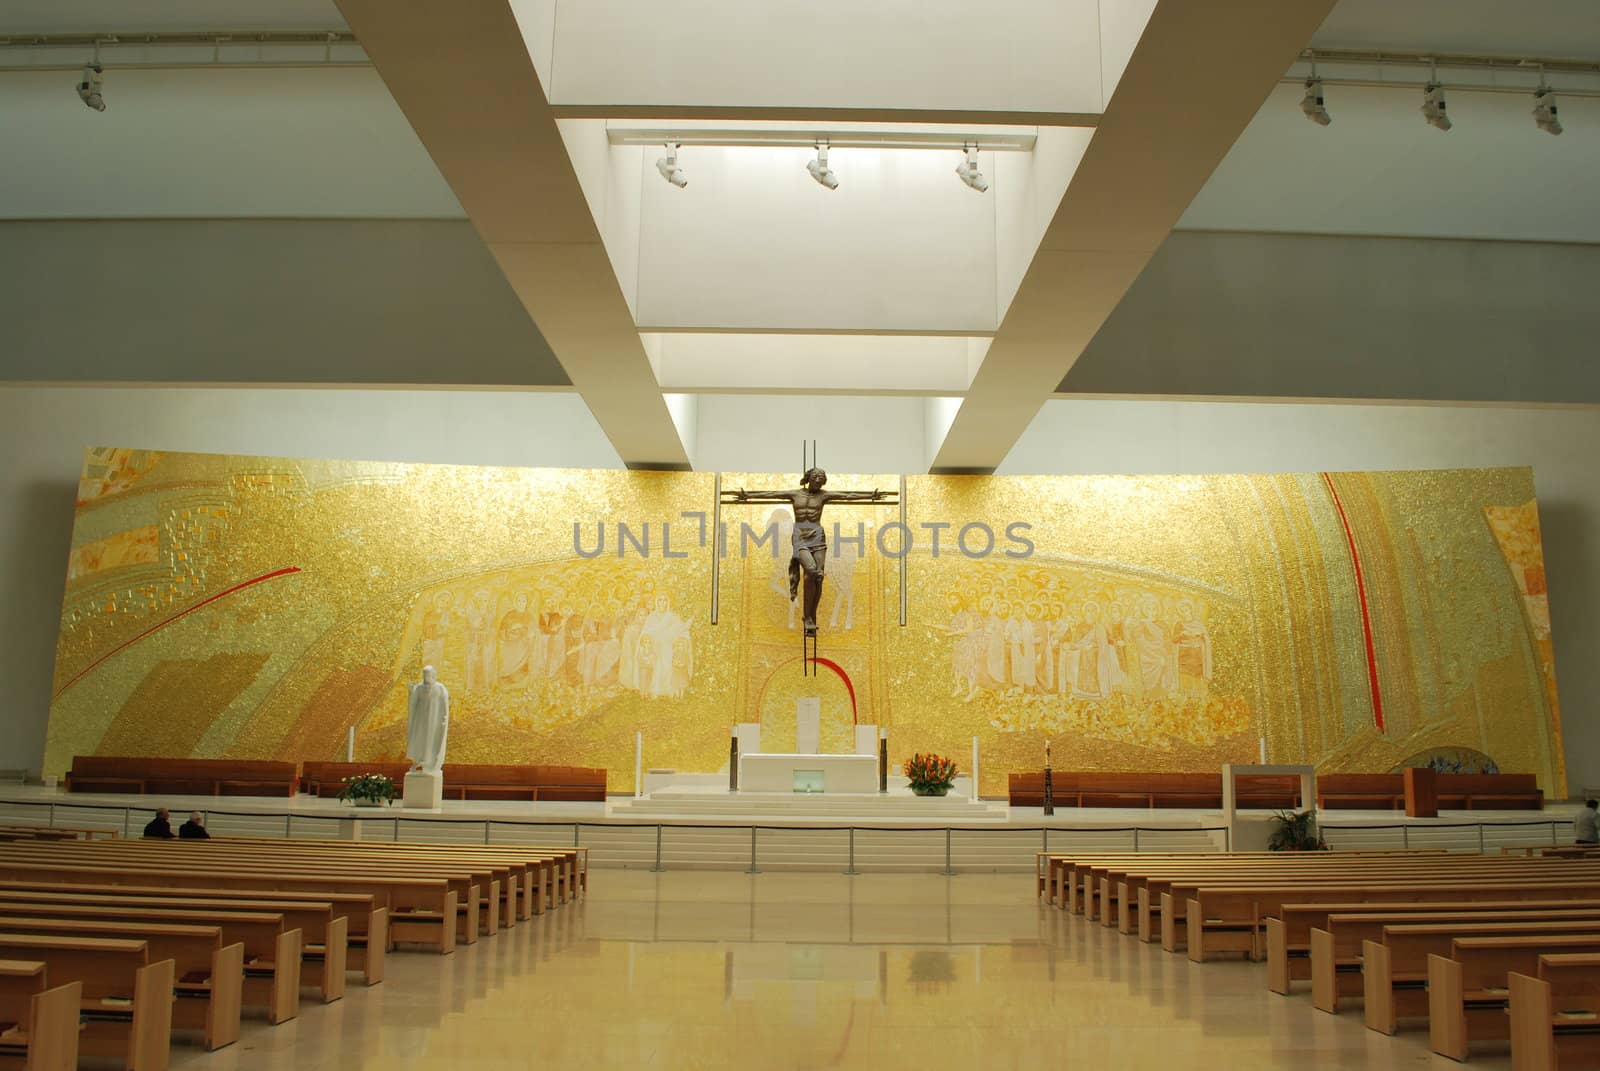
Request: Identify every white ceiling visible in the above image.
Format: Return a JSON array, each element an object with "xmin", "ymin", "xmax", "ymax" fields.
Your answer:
[
  {"xmin": 1310, "ymin": 0, "xmax": 1600, "ymax": 60},
  {"xmin": 0, "ymin": 1, "xmax": 346, "ymax": 34}
]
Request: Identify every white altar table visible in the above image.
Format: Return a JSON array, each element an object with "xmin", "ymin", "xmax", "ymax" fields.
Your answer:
[{"xmin": 739, "ymin": 753, "xmax": 878, "ymax": 794}]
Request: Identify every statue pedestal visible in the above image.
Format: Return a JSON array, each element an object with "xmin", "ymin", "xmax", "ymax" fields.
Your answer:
[{"xmin": 403, "ymin": 770, "xmax": 443, "ymax": 810}]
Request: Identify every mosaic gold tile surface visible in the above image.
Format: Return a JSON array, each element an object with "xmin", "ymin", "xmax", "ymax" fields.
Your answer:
[{"xmin": 45, "ymin": 450, "xmax": 1565, "ymax": 796}]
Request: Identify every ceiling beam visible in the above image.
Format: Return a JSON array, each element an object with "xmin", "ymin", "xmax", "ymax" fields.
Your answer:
[
  {"xmin": 332, "ymin": 0, "xmax": 690, "ymax": 469},
  {"xmin": 930, "ymin": 0, "xmax": 1340, "ymax": 473}
]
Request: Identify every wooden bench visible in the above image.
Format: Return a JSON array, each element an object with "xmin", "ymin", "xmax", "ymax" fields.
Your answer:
[
  {"xmin": 1010, "ymin": 771, "xmax": 1303, "ymax": 810},
  {"xmin": 1509, "ymin": 953, "xmax": 1600, "ymax": 1071},
  {"xmin": 0, "ymin": 841, "xmax": 475, "ymax": 947},
  {"xmin": 0, "ymin": 918, "xmax": 248, "ymax": 1047},
  {"xmin": 0, "ymin": 857, "xmax": 454, "ymax": 956},
  {"xmin": 439, "ymin": 763, "xmax": 607, "ymax": 801},
  {"xmin": 0, "ymin": 897, "xmax": 338, "ymax": 1004},
  {"xmin": 0, "ymin": 933, "xmax": 173, "ymax": 1071},
  {"xmin": 64, "ymin": 756, "xmax": 300, "ymax": 797},
  {"xmin": 1178, "ymin": 873, "xmax": 1600, "ymax": 960},
  {"xmin": 1359, "ymin": 921, "xmax": 1600, "ymax": 1032},
  {"xmin": 299, "ymin": 761, "xmax": 411, "ymax": 798},
  {"xmin": 1262, "ymin": 900, "xmax": 1600, "ymax": 997},
  {"xmin": 0, "ymin": 880, "xmax": 381, "ymax": 987},
  {"xmin": 1317, "ymin": 773, "xmax": 1405, "ymax": 810},
  {"xmin": 1429, "ymin": 935, "xmax": 1600, "ymax": 1060},
  {"xmin": 0, "ymin": 960, "xmax": 80, "ymax": 1071},
  {"xmin": 1437, "ymin": 773, "xmax": 1545, "ymax": 810}
]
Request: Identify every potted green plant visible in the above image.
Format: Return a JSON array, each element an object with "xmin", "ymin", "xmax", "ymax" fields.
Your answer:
[
  {"xmin": 338, "ymin": 773, "xmax": 398, "ymax": 807},
  {"xmin": 903, "ymin": 753, "xmax": 958, "ymax": 797},
  {"xmin": 1267, "ymin": 808, "xmax": 1329, "ymax": 851}
]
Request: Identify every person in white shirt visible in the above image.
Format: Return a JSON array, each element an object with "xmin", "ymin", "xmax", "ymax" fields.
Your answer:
[{"xmin": 1576, "ymin": 799, "xmax": 1599, "ymax": 845}]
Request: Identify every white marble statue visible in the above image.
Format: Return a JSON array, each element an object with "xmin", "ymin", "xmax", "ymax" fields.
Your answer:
[{"xmin": 406, "ymin": 665, "xmax": 450, "ymax": 773}]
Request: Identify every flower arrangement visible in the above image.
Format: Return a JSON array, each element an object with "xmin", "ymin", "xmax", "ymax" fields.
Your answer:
[
  {"xmin": 903, "ymin": 753, "xmax": 958, "ymax": 797},
  {"xmin": 338, "ymin": 773, "xmax": 398, "ymax": 806}
]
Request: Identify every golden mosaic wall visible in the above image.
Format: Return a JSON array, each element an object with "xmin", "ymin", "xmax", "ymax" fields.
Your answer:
[{"xmin": 46, "ymin": 449, "xmax": 1566, "ymax": 795}]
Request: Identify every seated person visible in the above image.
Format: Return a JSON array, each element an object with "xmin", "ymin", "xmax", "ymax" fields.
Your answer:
[
  {"xmin": 178, "ymin": 811, "xmax": 210, "ymax": 840},
  {"xmin": 1577, "ymin": 799, "xmax": 1599, "ymax": 845},
  {"xmin": 142, "ymin": 807, "xmax": 176, "ymax": 839}
]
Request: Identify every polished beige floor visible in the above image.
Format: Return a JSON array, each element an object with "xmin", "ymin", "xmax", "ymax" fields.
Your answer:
[{"xmin": 174, "ymin": 871, "xmax": 1490, "ymax": 1070}]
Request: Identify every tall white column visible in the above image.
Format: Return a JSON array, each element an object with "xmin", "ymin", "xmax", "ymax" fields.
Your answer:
[
  {"xmin": 971, "ymin": 736, "xmax": 980, "ymax": 801},
  {"xmin": 635, "ymin": 731, "xmax": 644, "ymax": 798},
  {"xmin": 347, "ymin": 726, "xmax": 355, "ymax": 762}
]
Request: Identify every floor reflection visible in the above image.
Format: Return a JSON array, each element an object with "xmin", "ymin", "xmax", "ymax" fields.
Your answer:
[{"xmin": 170, "ymin": 870, "xmax": 1505, "ymax": 1070}]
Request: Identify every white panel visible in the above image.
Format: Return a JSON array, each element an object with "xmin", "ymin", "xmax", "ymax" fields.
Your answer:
[
  {"xmin": 0, "ymin": 386, "xmax": 619, "ymax": 774},
  {"xmin": 992, "ymin": 127, "xmax": 1095, "ymax": 319},
  {"xmin": 1181, "ymin": 84, "xmax": 1600, "ymax": 243},
  {"xmin": 693, "ymin": 394, "xmax": 930, "ymax": 474},
  {"xmin": 647, "ymin": 334, "xmax": 981, "ymax": 393},
  {"xmin": 546, "ymin": 0, "xmax": 1103, "ymax": 117},
  {"xmin": 0, "ymin": 68, "xmax": 462, "ymax": 218},
  {"xmin": 635, "ymin": 146, "xmax": 998, "ymax": 332},
  {"xmin": 923, "ymin": 396, "xmax": 964, "ymax": 470},
  {"xmin": 1310, "ymin": 0, "xmax": 1600, "ymax": 58},
  {"xmin": 554, "ymin": 120, "xmax": 645, "ymax": 316},
  {"xmin": 1001, "ymin": 397, "xmax": 1600, "ymax": 797},
  {"xmin": 508, "ymin": 0, "xmax": 559, "ymax": 87},
  {"xmin": 1097, "ymin": 0, "xmax": 1161, "ymax": 107}
]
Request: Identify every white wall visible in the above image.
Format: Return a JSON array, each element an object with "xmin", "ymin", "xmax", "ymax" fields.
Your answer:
[
  {"xmin": 1181, "ymin": 83, "xmax": 1600, "ymax": 243},
  {"xmin": 634, "ymin": 145, "xmax": 999, "ymax": 332},
  {"xmin": 0, "ymin": 386, "xmax": 618, "ymax": 774},
  {"xmin": 541, "ymin": 0, "xmax": 1104, "ymax": 118},
  {"xmin": 691, "ymin": 394, "xmax": 931, "ymax": 475},
  {"xmin": 0, "ymin": 67, "xmax": 461, "ymax": 219},
  {"xmin": 1004, "ymin": 397, "xmax": 1600, "ymax": 797}
]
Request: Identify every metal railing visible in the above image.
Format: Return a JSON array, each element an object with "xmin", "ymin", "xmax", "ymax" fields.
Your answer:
[
  {"xmin": 0, "ymin": 796, "xmax": 1229, "ymax": 874},
  {"xmin": 0, "ymin": 797, "xmax": 1574, "ymax": 873}
]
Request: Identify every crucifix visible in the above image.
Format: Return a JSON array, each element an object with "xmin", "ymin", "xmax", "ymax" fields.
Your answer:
[{"xmin": 717, "ymin": 442, "xmax": 899, "ymax": 668}]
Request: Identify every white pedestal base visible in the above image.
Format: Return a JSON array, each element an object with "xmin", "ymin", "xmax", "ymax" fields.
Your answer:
[
  {"xmin": 403, "ymin": 770, "xmax": 443, "ymax": 809},
  {"xmin": 739, "ymin": 753, "xmax": 879, "ymax": 794}
]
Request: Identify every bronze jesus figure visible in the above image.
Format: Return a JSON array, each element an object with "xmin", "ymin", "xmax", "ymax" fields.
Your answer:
[{"xmin": 726, "ymin": 467, "xmax": 895, "ymax": 636}]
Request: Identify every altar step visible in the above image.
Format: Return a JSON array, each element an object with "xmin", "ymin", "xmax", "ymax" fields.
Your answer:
[{"xmin": 611, "ymin": 792, "xmax": 1011, "ymax": 822}]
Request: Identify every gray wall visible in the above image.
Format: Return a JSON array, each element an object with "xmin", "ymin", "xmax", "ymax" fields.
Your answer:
[
  {"xmin": 0, "ymin": 220, "xmax": 567, "ymax": 387},
  {"xmin": 1063, "ymin": 231, "xmax": 1600, "ymax": 403}
]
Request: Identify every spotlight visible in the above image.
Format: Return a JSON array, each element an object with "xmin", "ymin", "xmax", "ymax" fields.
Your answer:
[
  {"xmin": 955, "ymin": 145, "xmax": 989, "ymax": 192},
  {"xmin": 1300, "ymin": 76, "xmax": 1330, "ymax": 126},
  {"xmin": 1421, "ymin": 81, "xmax": 1451, "ymax": 131},
  {"xmin": 806, "ymin": 143, "xmax": 838, "ymax": 190},
  {"xmin": 77, "ymin": 63, "xmax": 106, "ymax": 112},
  {"xmin": 1534, "ymin": 86, "xmax": 1562, "ymax": 136},
  {"xmin": 654, "ymin": 142, "xmax": 687, "ymax": 188}
]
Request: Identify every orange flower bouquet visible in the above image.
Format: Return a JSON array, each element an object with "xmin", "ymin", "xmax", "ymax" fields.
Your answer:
[{"xmin": 903, "ymin": 753, "xmax": 958, "ymax": 797}]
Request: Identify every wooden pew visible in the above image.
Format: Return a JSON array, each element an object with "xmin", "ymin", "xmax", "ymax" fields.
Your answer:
[
  {"xmin": 0, "ymin": 960, "xmax": 79, "ymax": 1071},
  {"xmin": 1352, "ymin": 919, "xmax": 1600, "ymax": 1028},
  {"xmin": 1428, "ymin": 935, "xmax": 1600, "ymax": 1060},
  {"xmin": 1509, "ymin": 954, "xmax": 1600, "ymax": 1071},
  {"xmin": 4, "ymin": 839, "xmax": 492, "ymax": 944},
  {"xmin": 64, "ymin": 756, "xmax": 299, "ymax": 797},
  {"xmin": 0, "ymin": 934, "xmax": 173, "ymax": 1071},
  {"xmin": 0, "ymin": 858, "xmax": 453, "ymax": 956},
  {"xmin": 1174, "ymin": 872, "xmax": 1600, "ymax": 959},
  {"xmin": 0, "ymin": 906, "xmax": 307, "ymax": 1021},
  {"xmin": 0, "ymin": 880, "xmax": 380, "ymax": 987},
  {"xmin": 0, "ymin": 892, "xmax": 343, "ymax": 1003},
  {"xmin": 0, "ymin": 918, "xmax": 248, "ymax": 1047},
  {"xmin": 1270, "ymin": 903, "xmax": 1600, "ymax": 1003}
]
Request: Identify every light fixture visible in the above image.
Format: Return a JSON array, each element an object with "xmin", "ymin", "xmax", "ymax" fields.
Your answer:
[
  {"xmin": 654, "ymin": 142, "xmax": 687, "ymax": 188},
  {"xmin": 1533, "ymin": 85, "xmax": 1562, "ymax": 136},
  {"xmin": 1421, "ymin": 81, "xmax": 1451, "ymax": 131},
  {"xmin": 955, "ymin": 145, "xmax": 989, "ymax": 192},
  {"xmin": 806, "ymin": 142, "xmax": 838, "ymax": 190},
  {"xmin": 1300, "ymin": 75, "xmax": 1330, "ymax": 126},
  {"xmin": 77, "ymin": 62, "xmax": 106, "ymax": 112}
]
